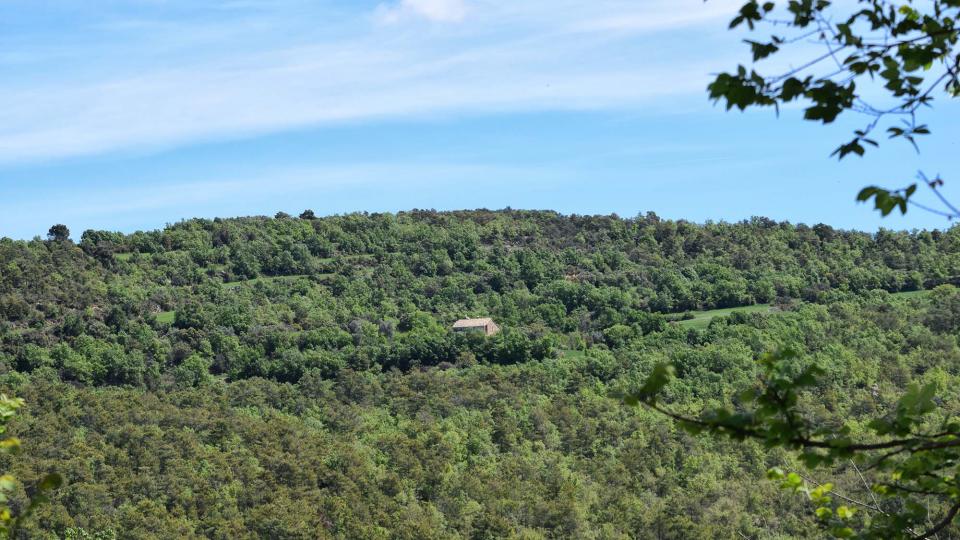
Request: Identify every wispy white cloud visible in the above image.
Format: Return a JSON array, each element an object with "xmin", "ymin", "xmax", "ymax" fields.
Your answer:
[
  {"xmin": 374, "ymin": 0, "xmax": 469, "ymax": 24},
  {"xmin": 0, "ymin": 0, "xmax": 742, "ymax": 164}
]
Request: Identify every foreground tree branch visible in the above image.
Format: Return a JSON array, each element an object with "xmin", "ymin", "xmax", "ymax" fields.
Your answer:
[
  {"xmin": 622, "ymin": 348, "xmax": 960, "ymax": 538},
  {"xmin": 708, "ymin": 0, "xmax": 959, "ymax": 217}
]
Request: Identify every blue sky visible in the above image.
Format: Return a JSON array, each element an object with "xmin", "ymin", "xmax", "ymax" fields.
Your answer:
[{"xmin": 1, "ymin": 0, "xmax": 958, "ymax": 239}]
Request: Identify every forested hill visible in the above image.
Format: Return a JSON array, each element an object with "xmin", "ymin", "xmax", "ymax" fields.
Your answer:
[
  {"xmin": 8, "ymin": 210, "xmax": 960, "ymax": 317},
  {"xmin": 3, "ymin": 210, "xmax": 958, "ymax": 383},
  {"xmin": 3, "ymin": 210, "xmax": 960, "ymax": 538}
]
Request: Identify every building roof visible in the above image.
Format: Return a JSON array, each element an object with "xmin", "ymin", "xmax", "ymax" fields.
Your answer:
[{"xmin": 452, "ymin": 318, "xmax": 495, "ymax": 328}]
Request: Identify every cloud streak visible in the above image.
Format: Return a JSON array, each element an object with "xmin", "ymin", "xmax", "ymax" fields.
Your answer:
[
  {"xmin": 375, "ymin": 0, "xmax": 469, "ymax": 24},
  {"xmin": 0, "ymin": 0, "xmax": 741, "ymax": 164}
]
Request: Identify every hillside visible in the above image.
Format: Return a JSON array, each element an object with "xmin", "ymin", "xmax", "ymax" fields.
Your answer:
[{"xmin": 2, "ymin": 210, "xmax": 960, "ymax": 538}]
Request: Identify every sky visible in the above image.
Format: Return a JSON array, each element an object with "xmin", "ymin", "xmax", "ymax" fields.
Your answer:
[{"xmin": 1, "ymin": 0, "xmax": 958, "ymax": 239}]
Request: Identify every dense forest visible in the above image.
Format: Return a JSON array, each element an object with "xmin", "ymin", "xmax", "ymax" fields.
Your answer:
[{"xmin": 2, "ymin": 209, "xmax": 960, "ymax": 538}]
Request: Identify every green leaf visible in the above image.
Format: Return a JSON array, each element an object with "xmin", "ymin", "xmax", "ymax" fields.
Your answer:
[
  {"xmin": 0, "ymin": 476, "xmax": 15, "ymax": 493},
  {"xmin": 810, "ymin": 483, "xmax": 833, "ymax": 503},
  {"xmin": 747, "ymin": 40, "xmax": 780, "ymax": 61},
  {"xmin": 780, "ymin": 77, "xmax": 807, "ymax": 101},
  {"xmin": 0, "ymin": 438, "xmax": 20, "ymax": 455},
  {"xmin": 633, "ymin": 363, "xmax": 676, "ymax": 404},
  {"xmin": 37, "ymin": 473, "xmax": 63, "ymax": 492},
  {"xmin": 857, "ymin": 187, "xmax": 881, "ymax": 202},
  {"xmin": 784, "ymin": 472, "xmax": 803, "ymax": 488},
  {"xmin": 831, "ymin": 526, "xmax": 855, "ymax": 538},
  {"xmin": 898, "ymin": 382, "xmax": 937, "ymax": 415},
  {"xmin": 832, "ymin": 138, "xmax": 865, "ymax": 159}
]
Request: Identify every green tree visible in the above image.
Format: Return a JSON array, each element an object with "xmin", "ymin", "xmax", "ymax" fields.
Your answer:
[
  {"xmin": 174, "ymin": 354, "xmax": 212, "ymax": 388},
  {"xmin": 46, "ymin": 224, "xmax": 70, "ymax": 243}
]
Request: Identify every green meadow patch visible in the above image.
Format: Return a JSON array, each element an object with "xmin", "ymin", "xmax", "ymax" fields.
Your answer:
[{"xmin": 674, "ymin": 304, "xmax": 773, "ymax": 329}]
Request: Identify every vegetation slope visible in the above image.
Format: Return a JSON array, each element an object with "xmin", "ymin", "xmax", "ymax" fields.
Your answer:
[{"xmin": 2, "ymin": 210, "xmax": 960, "ymax": 538}]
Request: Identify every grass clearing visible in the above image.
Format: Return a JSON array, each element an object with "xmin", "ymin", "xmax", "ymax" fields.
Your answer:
[
  {"xmin": 559, "ymin": 349, "xmax": 588, "ymax": 360},
  {"xmin": 890, "ymin": 289, "xmax": 928, "ymax": 299},
  {"xmin": 674, "ymin": 304, "xmax": 773, "ymax": 329},
  {"xmin": 672, "ymin": 290, "xmax": 931, "ymax": 330},
  {"xmin": 156, "ymin": 311, "xmax": 175, "ymax": 324},
  {"xmin": 223, "ymin": 274, "xmax": 311, "ymax": 288}
]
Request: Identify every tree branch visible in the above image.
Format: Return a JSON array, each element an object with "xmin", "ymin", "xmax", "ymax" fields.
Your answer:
[
  {"xmin": 914, "ymin": 500, "xmax": 960, "ymax": 540},
  {"xmin": 640, "ymin": 401, "xmax": 927, "ymax": 452}
]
